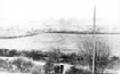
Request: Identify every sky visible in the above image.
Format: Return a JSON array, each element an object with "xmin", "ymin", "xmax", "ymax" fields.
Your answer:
[{"xmin": 0, "ymin": 0, "xmax": 119, "ymax": 32}]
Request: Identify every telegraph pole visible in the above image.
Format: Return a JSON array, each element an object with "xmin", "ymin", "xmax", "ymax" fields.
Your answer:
[{"xmin": 92, "ymin": 5, "xmax": 96, "ymax": 74}]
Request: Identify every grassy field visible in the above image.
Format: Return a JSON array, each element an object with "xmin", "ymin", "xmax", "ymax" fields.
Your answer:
[{"xmin": 0, "ymin": 33, "xmax": 119, "ymax": 55}]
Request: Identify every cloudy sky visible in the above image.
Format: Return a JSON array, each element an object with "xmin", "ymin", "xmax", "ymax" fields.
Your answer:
[{"xmin": 0, "ymin": 0, "xmax": 119, "ymax": 32}]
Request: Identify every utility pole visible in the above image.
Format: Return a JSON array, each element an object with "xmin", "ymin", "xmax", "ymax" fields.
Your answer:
[{"xmin": 92, "ymin": 5, "xmax": 96, "ymax": 74}]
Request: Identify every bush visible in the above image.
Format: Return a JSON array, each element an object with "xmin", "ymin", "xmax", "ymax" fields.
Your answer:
[
  {"xmin": 0, "ymin": 59, "xmax": 9, "ymax": 70},
  {"xmin": 11, "ymin": 57, "xmax": 34, "ymax": 72},
  {"xmin": 44, "ymin": 61, "xmax": 54, "ymax": 74},
  {"xmin": 65, "ymin": 67, "xmax": 91, "ymax": 74},
  {"xmin": 31, "ymin": 65, "xmax": 45, "ymax": 74}
]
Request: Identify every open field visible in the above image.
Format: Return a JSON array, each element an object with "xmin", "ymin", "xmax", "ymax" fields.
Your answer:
[{"xmin": 0, "ymin": 33, "xmax": 119, "ymax": 55}]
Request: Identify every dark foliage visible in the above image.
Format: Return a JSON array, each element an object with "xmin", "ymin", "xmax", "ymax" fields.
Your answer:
[
  {"xmin": 0, "ymin": 49, "xmax": 9, "ymax": 56},
  {"xmin": 65, "ymin": 67, "xmax": 91, "ymax": 74}
]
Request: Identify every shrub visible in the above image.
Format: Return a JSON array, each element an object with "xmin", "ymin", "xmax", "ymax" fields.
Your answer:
[
  {"xmin": 0, "ymin": 59, "xmax": 9, "ymax": 70},
  {"xmin": 11, "ymin": 57, "xmax": 34, "ymax": 72},
  {"xmin": 9, "ymin": 49, "xmax": 18, "ymax": 57},
  {"xmin": 65, "ymin": 67, "xmax": 91, "ymax": 74},
  {"xmin": 31, "ymin": 65, "xmax": 45, "ymax": 74}
]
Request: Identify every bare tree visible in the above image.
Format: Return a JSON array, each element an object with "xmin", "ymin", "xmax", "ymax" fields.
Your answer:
[{"xmin": 79, "ymin": 37, "xmax": 111, "ymax": 73}]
